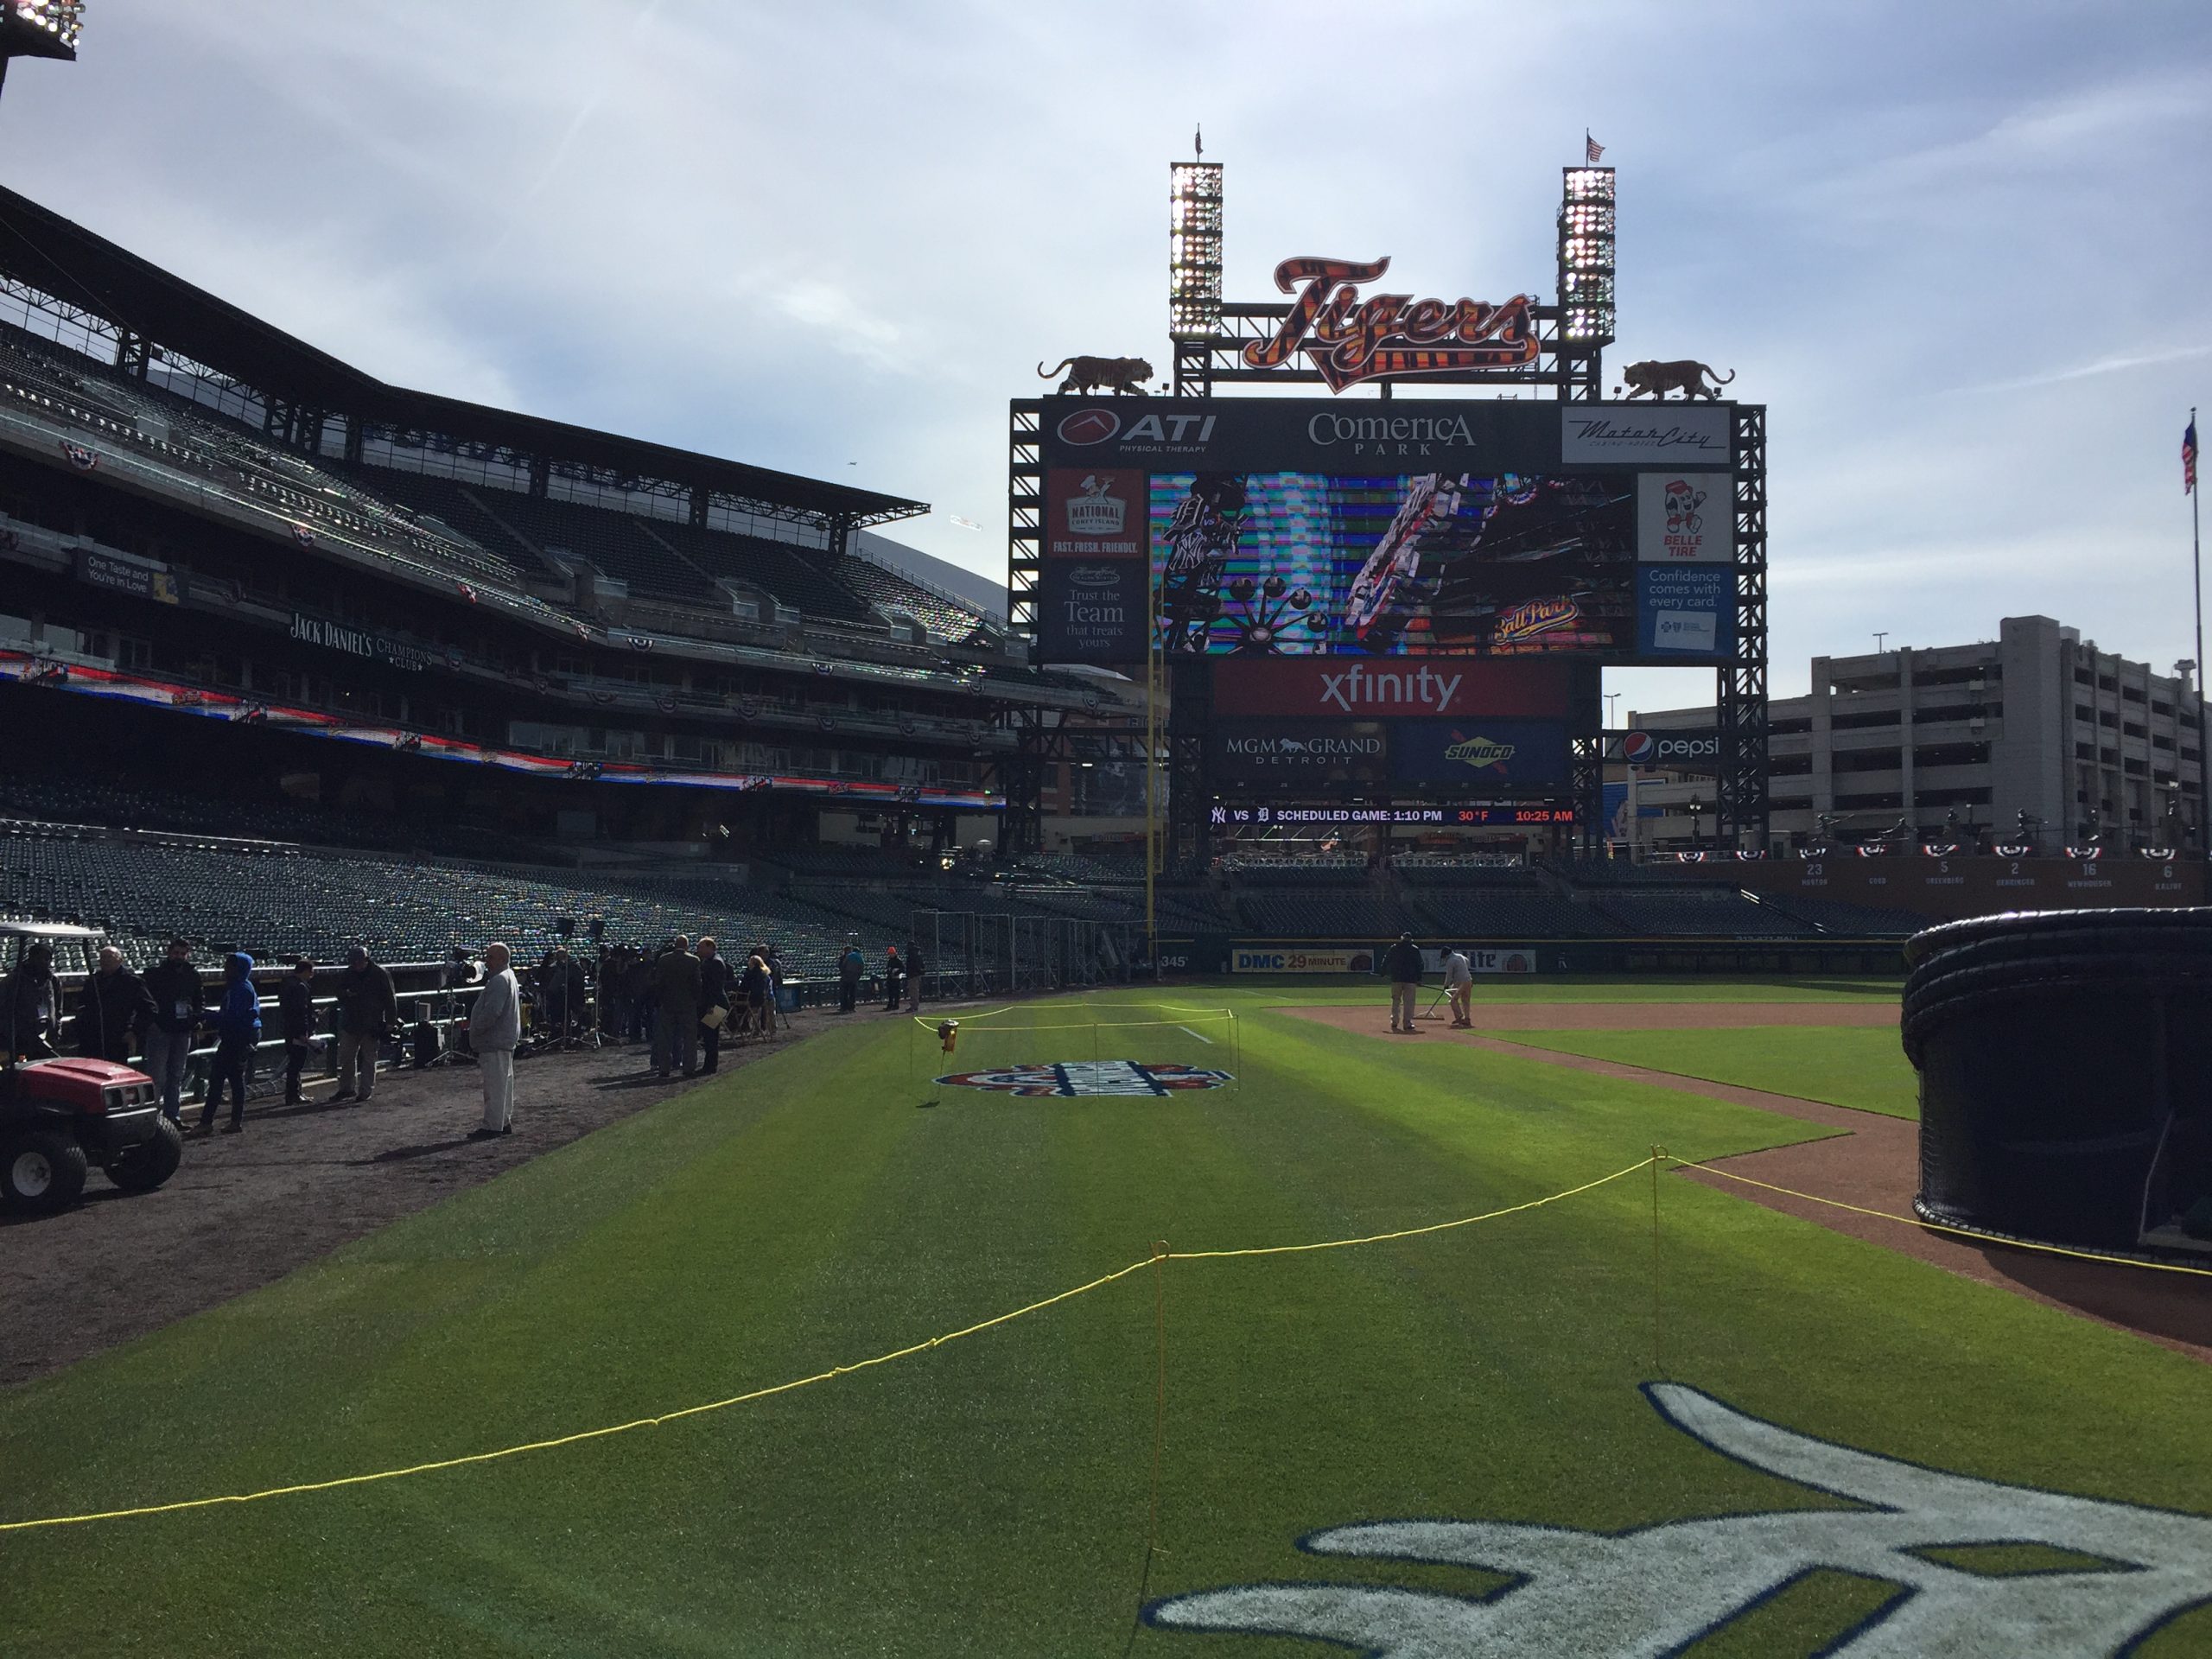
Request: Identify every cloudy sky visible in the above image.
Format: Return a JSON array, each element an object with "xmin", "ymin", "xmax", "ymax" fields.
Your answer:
[{"xmin": 3, "ymin": 1, "xmax": 2206, "ymax": 713}]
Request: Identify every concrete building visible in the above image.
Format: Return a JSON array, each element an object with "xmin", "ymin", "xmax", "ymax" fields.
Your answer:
[{"xmin": 1625, "ymin": 615, "xmax": 2206, "ymax": 854}]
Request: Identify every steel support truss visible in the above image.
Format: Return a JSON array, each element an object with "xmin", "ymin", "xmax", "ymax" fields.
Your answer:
[
  {"xmin": 1171, "ymin": 301, "xmax": 1604, "ymax": 401},
  {"xmin": 997, "ymin": 709, "xmax": 1149, "ymax": 861},
  {"xmin": 1717, "ymin": 404, "xmax": 1770, "ymax": 850}
]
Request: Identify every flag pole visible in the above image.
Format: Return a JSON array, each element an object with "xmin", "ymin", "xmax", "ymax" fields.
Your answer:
[{"xmin": 2195, "ymin": 404, "xmax": 2206, "ymax": 860}]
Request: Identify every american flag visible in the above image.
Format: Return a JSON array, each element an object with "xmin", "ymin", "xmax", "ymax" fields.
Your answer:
[
  {"xmin": 1586, "ymin": 131, "xmax": 1605, "ymax": 164},
  {"xmin": 2187, "ymin": 416, "xmax": 2198, "ymax": 495}
]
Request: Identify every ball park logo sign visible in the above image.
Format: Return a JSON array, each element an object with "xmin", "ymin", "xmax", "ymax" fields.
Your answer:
[{"xmin": 1243, "ymin": 257, "xmax": 1540, "ymax": 392}]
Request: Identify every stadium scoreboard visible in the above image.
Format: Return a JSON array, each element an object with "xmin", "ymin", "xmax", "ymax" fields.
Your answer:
[
  {"xmin": 1036, "ymin": 397, "xmax": 1737, "ymax": 669},
  {"xmin": 1210, "ymin": 804, "xmax": 1575, "ymax": 827}
]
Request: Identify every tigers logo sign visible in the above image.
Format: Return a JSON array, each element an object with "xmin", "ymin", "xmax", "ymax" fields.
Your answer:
[{"xmin": 1243, "ymin": 257, "xmax": 1539, "ymax": 391}]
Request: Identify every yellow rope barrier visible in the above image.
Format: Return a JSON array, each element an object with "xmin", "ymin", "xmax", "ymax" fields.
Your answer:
[
  {"xmin": 1166, "ymin": 1156, "xmax": 1655, "ymax": 1262},
  {"xmin": 0, "ymin": 1156, "xmax": 1652, "ymax": 1536},
  {"xmin": 1668, "ymin": 1155, "xmax": 2212, "ymax": 1281}
]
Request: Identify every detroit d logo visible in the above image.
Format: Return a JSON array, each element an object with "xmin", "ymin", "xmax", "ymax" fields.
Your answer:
[{"xmin": 1147, "ymin": 1383, "xmax": 2212, "ymax": 1655}]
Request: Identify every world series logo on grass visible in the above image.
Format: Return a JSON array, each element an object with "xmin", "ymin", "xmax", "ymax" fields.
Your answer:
[{"xmin": 934, "ymin": 1061, "xmax": 1234, "ymax": 1097}]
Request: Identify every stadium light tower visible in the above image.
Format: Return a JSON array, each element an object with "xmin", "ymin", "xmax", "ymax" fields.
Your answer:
[
  {"xmin": 1169, "ymin": 147, "xmax": 1223, "ymax": 342},
  {"xmin": 0, "ymin": 1, "xmax": 85, "ymax": 105},
  {"xmin": 1556, "ymin": 164, "xmax": 1616, "ymax": 349}
]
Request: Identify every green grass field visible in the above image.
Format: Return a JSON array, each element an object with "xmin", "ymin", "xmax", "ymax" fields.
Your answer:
[
  {"xmin": 3, "ymin": 979, "xmax": 2207, "ymax": 1656},
  {"xmin": 1494, "ymin": 1026, "xmax": 1923, "ymax": 1119}
]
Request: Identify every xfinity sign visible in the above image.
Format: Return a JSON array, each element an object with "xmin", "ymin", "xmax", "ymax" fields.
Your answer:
[
  {"xmin": 1212, "ymin": 658, "xmax": 1584, "ymax": 721},
  {"xmin": 1320, "ymin": 663, "xmax": 1462, "ymax": 714}
]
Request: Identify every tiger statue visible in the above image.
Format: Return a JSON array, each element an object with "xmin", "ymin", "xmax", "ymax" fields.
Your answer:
[
  {"xmin": 1038, "ymin": 355, "xmax": 1155, "ymax": 396},
  {"xmin": 1621, "ymin": 359, "xmax": 1737, "ymax": 400}
]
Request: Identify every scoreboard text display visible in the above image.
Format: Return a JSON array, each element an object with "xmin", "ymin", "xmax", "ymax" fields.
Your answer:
[{"xmin": 1036, "ymin": 398, "xmax": 1737, "ymax": 668}]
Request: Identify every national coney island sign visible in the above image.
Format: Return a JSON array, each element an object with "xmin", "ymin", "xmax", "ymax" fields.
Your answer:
[{"xmin": 1243, "ymin": 256, "xmax": 1538, "ymax": 392}]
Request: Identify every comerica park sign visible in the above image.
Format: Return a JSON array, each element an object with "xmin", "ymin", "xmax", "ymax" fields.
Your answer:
[{"xmin": 1243, "ymin": 257, "xmax": 1540, "ymax": 392}]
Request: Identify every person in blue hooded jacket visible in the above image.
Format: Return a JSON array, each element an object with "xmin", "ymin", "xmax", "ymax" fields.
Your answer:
[{"xmin": 198, "ymin": 951, "xmax": 261, "ymax": 1135}]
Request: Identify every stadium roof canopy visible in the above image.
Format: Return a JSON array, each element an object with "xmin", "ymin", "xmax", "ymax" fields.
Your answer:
[{"xmin": 0, "ymin": 183, "xmax": 925, "ymax": 528}]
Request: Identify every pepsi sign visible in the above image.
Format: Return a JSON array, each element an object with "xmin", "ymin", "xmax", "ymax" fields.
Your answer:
[{"xmin": 1604, "ymin": 728, "xmax": 1722, "ymax": 771}]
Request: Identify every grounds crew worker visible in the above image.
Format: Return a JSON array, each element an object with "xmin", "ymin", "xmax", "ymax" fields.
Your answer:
[
  {"xmin": 1383, "ymin": 931, "xmax": 1425, "ymax": 1034},
  {"xmin": 837, "ymin": 938, "xmax": 864, "ymax": 1014},
  {"xmin": 1444, "ymin": 945, "xmax": 1474, "ymax": 1028}
]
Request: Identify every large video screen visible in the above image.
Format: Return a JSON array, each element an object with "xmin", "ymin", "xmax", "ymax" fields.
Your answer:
[
  {"xmin": 1034, "ymin": 397, "xmax": 1737, "ymax": 668},
  {"xmin": 1150, "ymin": 469, "xmax": 1630, "ymax": 657}
]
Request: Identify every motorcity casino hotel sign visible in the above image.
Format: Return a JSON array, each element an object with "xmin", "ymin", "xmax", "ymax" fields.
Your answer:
[{"xmin": 1036, "ymin": 397, "xmax": 1735, "ymax": 668}]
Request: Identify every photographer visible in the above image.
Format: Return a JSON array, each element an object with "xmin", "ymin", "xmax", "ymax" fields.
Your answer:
[{"xmin": 538, "ymin": 945, "xmax": 586, "ymax": 1043}]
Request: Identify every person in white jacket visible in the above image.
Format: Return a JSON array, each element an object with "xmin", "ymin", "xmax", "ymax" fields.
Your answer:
[{"xmin": 469, "ymin": 941, "xmax": 522, "ymax": 1138}]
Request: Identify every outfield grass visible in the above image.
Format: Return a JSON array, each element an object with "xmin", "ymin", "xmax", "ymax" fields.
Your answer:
[
  {"xmin": 1217, "ymin": 973, "xmax": 1903, "ymax": 1007},
  {"xmin": 1, "ymin": 981, "xmax": 2203, "ymax": 1656},
  {"xmin": 1495, "ymin": 1025, "xmax": 1922, "ymax": 1119}
]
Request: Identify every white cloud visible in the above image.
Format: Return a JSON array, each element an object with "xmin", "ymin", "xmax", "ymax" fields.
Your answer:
[{"xmin": 3, "ymin": 0, "xmax": 2206, "ymax": 668}]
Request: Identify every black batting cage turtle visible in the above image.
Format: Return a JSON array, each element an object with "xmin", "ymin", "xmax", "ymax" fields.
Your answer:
[{"xmin": 1903, "ymin": 908, "xmax": 2212, "ymax": 1259}]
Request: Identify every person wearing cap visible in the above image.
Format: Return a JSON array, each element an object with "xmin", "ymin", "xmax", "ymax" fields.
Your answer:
[
  {"xmin": 141, "ymin": 937, "xmax": 205, "ymax": 1125},
  {"xmin": 196, "ymin": 951, "xmax": 261, "ymax": 1135},
  {"xmin": 277, "ymin": 957, "xmax": 318, "ymax": 1105},
  {"xmin": 332, "ymin": 945, "xmax": 397, "ymax": 1103},
  {"xmin": 1, "ymin": 940, "xmax": 62, "ymax": 1062},
  {"xmin": 1443, "ymin": 945, "xmax": 1474, "ymax": 1028},
  {"xmin": 79, "ymin": 944, "xmax": 156, "ymax": 1064},
  {"xmin": 468, "ymin": 941, "xmax": 521, "ymax": 1138},
  {"xmin": 1382, "ymin": 931, "xmax": 1426, "ymax": 1033},
  {"xmin": 836, "ymin": 937, "xmax": 864, "ymax": 1014}
]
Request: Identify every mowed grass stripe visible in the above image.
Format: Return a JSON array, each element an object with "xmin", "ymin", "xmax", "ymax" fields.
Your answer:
[{"xmin": 1495, "ymin": 1024, "xmax": 1921, "ymax": 1120}]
